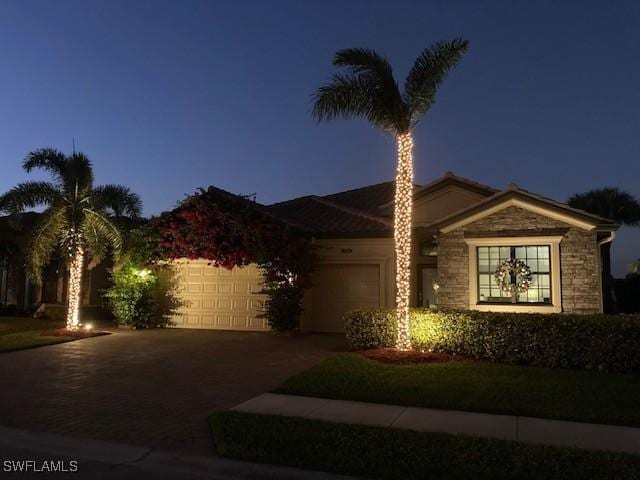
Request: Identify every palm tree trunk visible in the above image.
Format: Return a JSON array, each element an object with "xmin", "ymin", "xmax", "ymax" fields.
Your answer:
[
  {"xmin": 66, "ymin": 247, "xmax": 84, "ymax": 329},
  {"xmin": 393, "ymin": 133, "xmax": 414, "ymax": 350}
]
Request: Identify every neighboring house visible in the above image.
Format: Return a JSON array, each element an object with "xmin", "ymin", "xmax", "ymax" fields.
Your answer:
[
  {"xmin": 0, "ymin": 213, "xmax": 109, "ymax": 313},
  {"xmin": 170, "ymin": 172, "xmax": 618, "ymax": 333}
]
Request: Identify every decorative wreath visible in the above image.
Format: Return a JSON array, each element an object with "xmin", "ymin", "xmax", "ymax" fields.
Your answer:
[{"xmin": 494, "ymin": 259, "xmax": 533, "ymax": 295}]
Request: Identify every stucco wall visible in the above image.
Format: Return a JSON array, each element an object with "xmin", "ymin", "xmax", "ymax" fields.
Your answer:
[
  {"xmin": 311, "ymin": 237, "xmax": 395, "ymax": 308},
  {"xmin": 437, "ymin": 205, "xmax": 602, "ymax": 313},
  {"xmin": 412, "ymin": 185, "xmax": 488, "ymax": 225}
]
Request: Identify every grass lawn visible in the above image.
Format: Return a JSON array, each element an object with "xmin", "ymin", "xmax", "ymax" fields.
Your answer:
[
  {"xmin": 210, "ymin": 411, "xmax": 640, "ymax": 480},
  {"xmin": 275, "ymin": 353, "xmax": 640, "ymax": 427},
  {"xmin": 0, "ymin": 316, "xmax": 92, "ymax": 352}
]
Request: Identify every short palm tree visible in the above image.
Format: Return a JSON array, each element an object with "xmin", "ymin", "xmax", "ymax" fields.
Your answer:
[
  {"xmin": 569, "ymin": 187, "xmax": 640, "ymax": 312},
  {"xmin": 312, "ymin": 41, "xmax": 469, "ymax": 349},
  {"xmin": 0, "ymin": 148, "xmax": 142, "ymax": 329}
]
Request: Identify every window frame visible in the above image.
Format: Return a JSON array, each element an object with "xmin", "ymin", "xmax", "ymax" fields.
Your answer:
[
  {"xmin": 464, "ymin": 236, "xmax": 563, "ymax": 313},
  {"xmin": 476, "ymin": 245, "xmax": 552, "ymax": 305}
]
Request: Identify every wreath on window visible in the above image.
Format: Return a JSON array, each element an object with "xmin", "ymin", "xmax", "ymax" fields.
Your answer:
[{"xmin": 494, "ymin": 259, "xmax": 533, "ymax": 295}]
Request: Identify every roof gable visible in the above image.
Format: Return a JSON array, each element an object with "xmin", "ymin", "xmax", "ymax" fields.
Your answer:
[
  {"xmin": 434, "ymin": 186, "xmax": 618, "ymax": 233},
  {"xmin": 379, "ymin": 172, "xmax": 497, "ymax": 214}
]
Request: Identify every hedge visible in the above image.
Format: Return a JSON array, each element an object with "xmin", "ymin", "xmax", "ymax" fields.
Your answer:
[
  {"xmin": 344, "ymin": 308, "xmax": 640, "ymax": 373},
  {"xmin": 210, "ymin": 411, "xmax": 640, "ymax": 480}
]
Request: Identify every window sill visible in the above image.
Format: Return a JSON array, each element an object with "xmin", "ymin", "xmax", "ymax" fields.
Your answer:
[{"xmin": 471, "ymin": 303, "xmax": 562, "ymax": 314}]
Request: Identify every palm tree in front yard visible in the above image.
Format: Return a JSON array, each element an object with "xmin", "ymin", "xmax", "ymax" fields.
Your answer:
[
  {"xmin": 312, "ymin": 41, "xmax": 469, "ymax": 349},
  {"xmin": 0, "ymin": 148, "xmax": 142, "ymax": 329}
]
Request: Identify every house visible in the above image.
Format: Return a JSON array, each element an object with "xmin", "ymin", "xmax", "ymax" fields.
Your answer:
[
  {"xmin": 0, "ymin": 213, "xmax": 110, "ymax": 315},
  {"xmin": 169, "ymin": 172, "xmax": 618, "ymax": 333}
]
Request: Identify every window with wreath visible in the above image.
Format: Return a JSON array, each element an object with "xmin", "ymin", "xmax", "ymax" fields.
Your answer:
[{"xmin": 477, "ymin": 245, "xmax": 551, "ymax": 304}]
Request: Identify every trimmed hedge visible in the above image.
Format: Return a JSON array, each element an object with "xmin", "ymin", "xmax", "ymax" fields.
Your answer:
[
  {"xmin": 210, "ymin": 411, "xmax": 640, "ymax": 480},
  {"xmin": 344, "ymin": 308, "xmax": 640, "ymax": 373}
]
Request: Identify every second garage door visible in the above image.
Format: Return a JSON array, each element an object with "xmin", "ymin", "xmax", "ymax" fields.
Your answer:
[
  {"xmin": 303, "ymin": 263, "xmax": 381, "ymax": 333},
  {"xmin": 171, "ymin": 260, "xmax": 268, "ymax": 331}
]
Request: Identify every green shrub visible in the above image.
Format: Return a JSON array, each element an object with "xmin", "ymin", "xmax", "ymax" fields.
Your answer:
[
  {"xmin": 105, "ymin": 261, "xmax": 183, "ymax": 328},
  {"xmin": 344, "ymin": 308, "xmax": 640, "ymax": 373},
  {"xmin": 344, "ymin": 308, "xmax": 397, "ymax": 349},
  {"xmin": 105, "ymin": 266, "xmax": 158, "ymax": 328},
  {"xmin": 210, "ymin": 411, "xmax": 640, "ymax": 480}
]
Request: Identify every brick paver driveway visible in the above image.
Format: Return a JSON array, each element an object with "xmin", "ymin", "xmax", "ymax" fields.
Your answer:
[{"xmin": 0, "ymin": 329, "xmax": 344, "ymax": 455}]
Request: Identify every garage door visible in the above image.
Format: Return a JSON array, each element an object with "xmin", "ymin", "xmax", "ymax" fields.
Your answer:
[
  {"xmin": 303, "ymin": 263, "xmax": 380, "ymax": 333},
  {"xmin": 171, "ymin": 260, "xmax": 268, "ymax": 331}
]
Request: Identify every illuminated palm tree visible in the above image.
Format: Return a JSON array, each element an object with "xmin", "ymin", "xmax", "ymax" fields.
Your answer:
[
  {"xmin": 312, "ymin": 41, "xmax": 469, "ymax": 349},
  {"xmin": 0, "ymin": 148, "xmax": 141, "ymax": 329}
]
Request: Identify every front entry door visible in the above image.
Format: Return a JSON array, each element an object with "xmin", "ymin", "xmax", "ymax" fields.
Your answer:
[{"xmin": 417, "ymin": 266, "xmax": 438, "ymax": 308}]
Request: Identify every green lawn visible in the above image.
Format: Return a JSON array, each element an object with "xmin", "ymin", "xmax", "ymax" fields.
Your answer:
[
  {"xmin": 0, "ymin": 316, "xmax": 77, "ymax": 352},
  {"xmin": 275, "ymin": 353, "xmax": 640, "ymax": 427},
  {"xmin": 210, "ymin": 411, "xmax": 640, "ymax": 480}
]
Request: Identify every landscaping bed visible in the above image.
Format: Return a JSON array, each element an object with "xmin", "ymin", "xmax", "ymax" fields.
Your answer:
[
  {"xmin": 210, "ymin": 411, "xmax": 640, "ymax": 480},
  {"xmin": 275, "ymin": 353, "xmax": 640, "ymax": 427},
  {"xmin": 359, "ymin": 348, "xmax": 468, "ymax": 364},
  {"xmin": 0, "ymin": 317, "xmax": 110, "ymax": 353}
]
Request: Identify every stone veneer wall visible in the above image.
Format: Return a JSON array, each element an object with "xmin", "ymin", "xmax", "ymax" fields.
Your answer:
[{"xmin": 437, "ymin": 205, "xmax": 602, "ymax": 313}]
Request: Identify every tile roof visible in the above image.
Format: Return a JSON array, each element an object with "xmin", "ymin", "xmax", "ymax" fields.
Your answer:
[
  {"xmin": 323, "ymin": 181, "xmax": 397, "ymax": 216},
  {"xmin": 264, "ymin": 173, "xmax": 617, "ymax": 237},
  {"xmin": 266, "ymin": 195, "xmax": 392, "ymax": 238}
]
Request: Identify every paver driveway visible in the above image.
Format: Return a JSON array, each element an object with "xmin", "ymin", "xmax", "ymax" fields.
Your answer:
[{"xmin": 0, "ymin": 329, "xmax": 344, "ymax": 455}]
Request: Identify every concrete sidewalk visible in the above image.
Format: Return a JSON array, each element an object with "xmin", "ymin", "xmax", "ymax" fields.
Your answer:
[
  {"xmin": 232, "ymin": 393, "xmax": 640, "ymax": 455},
  {"xmin": 0, "ymin": 425, "xmax": 354, "ymax": 480}
]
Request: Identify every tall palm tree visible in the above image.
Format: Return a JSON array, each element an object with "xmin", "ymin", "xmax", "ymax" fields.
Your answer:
[
  {"xmin": 568, "ymin": 187, "xmax": 640, "ymax": 312},
  {"xmin": 312, "ymin": 41, "xmax": 469, "ymax": 349},
  {"xmin": 0, "ymin": 148, "xmax": 142, "ymax": 329}
]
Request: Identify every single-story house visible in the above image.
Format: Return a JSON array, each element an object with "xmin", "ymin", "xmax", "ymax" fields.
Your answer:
[
  {"xmin": 1, "ymin": 173, "xmax": 617, "ymax": 332},
  {"xmin": 169, "ymin": 172, "xmax": 617, "ymax": 332}
]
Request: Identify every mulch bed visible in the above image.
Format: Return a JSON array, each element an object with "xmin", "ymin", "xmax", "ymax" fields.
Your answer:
[
  {"xmin": 40, "ymin": 329, "xmax": 111, "ymax": 338},
  {"xmin": 358, "ymin": 348, "xmax": 470, "ymax": 365}
]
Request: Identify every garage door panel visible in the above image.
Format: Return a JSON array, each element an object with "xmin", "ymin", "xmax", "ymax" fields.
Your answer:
[
  {"xmin": 304, "ymin": 264, "xmax": 380, "ymax": 333},
  {"xmin": 172, "ymin": 261, "xmax": 268, "ymax": 331}
]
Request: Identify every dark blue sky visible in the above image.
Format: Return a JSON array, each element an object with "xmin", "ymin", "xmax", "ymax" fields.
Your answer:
[{"xmin": 1, "ymin": 0, "xmax": 638, "ymax": 275}]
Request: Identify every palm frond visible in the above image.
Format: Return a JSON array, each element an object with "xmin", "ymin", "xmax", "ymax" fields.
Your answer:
[
  {"xmin": 82, "ymin": 209, "xmax": 123, "ymax": 265},
  {"xmin": 91, "ymin": 185, "xmax": 142, "ymax": 218},
  {"xmin": 568, "ymin": 188, "xmax": 640, "ymax": 225},
  {"xmin": 0, "ymin": 181, "xmax": 61, "ymax": 215},
  {"xmin": 333, "ymin": 48, "xmax": 395, "ymax": 82},
  {"xmin": 25, "ymin": 208, "xmax": 67, "ymax": 282},
  {"xmin": 313, "ymin": 73, "xmax": 378, "ymax": 122},
  {"xmin": 404, "ymin": 38, "xmax": 469, "ymax": 126},
  {"xmin": 66, "ymin": 153, "xmax": 95, "ymax": 198},
  {"xmin": 23, "ymin": 148, "xmax": 67, "ymax": 186},
  {"xmin": 313, "ymin": 48, "xmax": 407, "ymax": 133}
]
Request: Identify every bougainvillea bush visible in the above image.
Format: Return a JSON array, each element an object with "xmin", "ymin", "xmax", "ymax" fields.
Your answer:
[{"xmin": 148, "ymin": 186, "xmax": 314, "ymax": 332}]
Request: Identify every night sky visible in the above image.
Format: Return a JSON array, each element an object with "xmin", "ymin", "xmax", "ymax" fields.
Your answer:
[{"xmin": 1, "ymin": 0, "xmax": 638, "ymax": 276}]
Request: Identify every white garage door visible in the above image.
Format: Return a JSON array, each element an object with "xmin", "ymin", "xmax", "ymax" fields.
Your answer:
[
  {"xmin": 171, "ymin": 260, "xmax": 268, "ymax": 331},
  {"xmin": 303, "ymin": 263, "xmax": 380, "ymax": 333}
]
